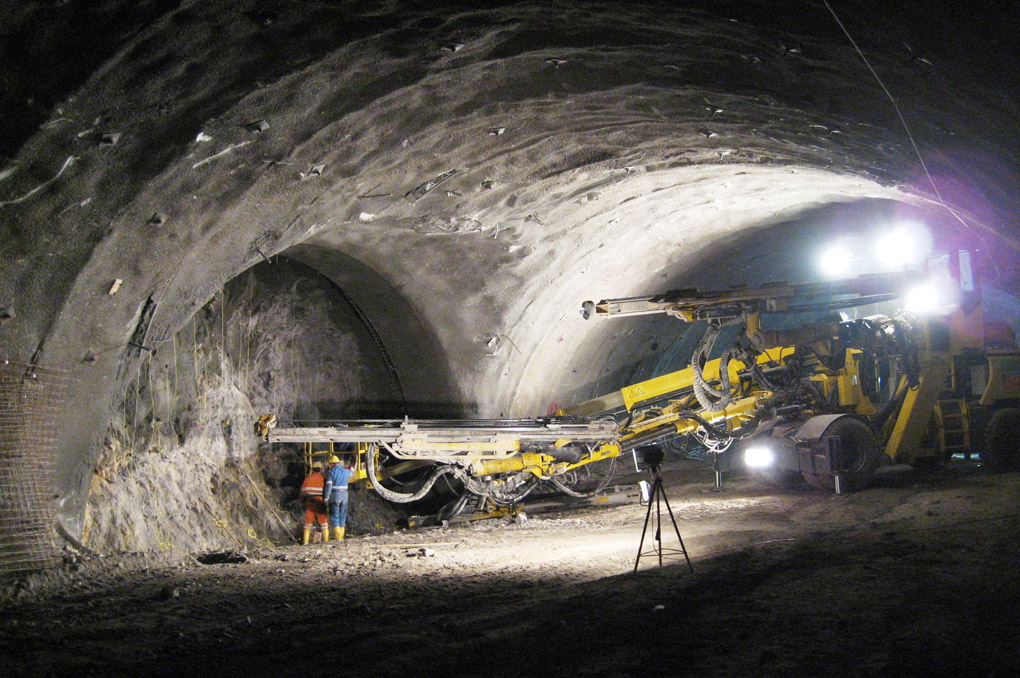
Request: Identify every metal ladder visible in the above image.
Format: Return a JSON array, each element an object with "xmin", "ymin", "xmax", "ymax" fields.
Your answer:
[{"xmin": 935, "ymin": 399, "xmax": 971, "ymax": 458}]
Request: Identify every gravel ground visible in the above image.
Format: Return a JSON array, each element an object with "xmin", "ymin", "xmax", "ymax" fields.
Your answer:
[{"xmin": 2, "ymin": 462, "xmax": 1019, "ymax": 677}]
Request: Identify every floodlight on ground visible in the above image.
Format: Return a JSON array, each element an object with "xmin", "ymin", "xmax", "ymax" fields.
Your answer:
[{"xmin": 743, "ymin": 445, "xmax": 775, "ymax": 469}]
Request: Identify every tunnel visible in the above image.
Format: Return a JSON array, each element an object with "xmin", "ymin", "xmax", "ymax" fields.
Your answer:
[{"xmin": 1, "ymin": 1, "xmax": 1019, "ymax": 675}]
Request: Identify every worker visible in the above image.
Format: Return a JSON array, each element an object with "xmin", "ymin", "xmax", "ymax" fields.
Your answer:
[
  {"xmin": 323, "ymin": 454, "xmax": 354, "ymax": 541},
  {"xmin": 300, "ymin": 461, "xmax": 329, "ymax": 545}
]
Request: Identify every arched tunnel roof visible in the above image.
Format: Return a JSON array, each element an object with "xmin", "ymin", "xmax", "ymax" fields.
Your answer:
[{"xmin": 1, "ymin": 0, "xmax": 1018, "ymax": 538}]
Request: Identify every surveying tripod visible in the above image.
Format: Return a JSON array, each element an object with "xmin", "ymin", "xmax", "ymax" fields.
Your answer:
[{"xmin": 633, "ymin": 445, "xmax": 694, "ymax": 573}]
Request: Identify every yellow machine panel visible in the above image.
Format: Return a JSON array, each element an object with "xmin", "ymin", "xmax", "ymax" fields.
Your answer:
[{"xmin": 980, "ymin": 354, "xmax": 1020, "ymax": 406}]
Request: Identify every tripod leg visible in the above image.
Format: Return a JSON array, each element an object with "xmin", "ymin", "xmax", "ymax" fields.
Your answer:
[
  {"xmin": 655, "ymin": 478, "xmax": 664, "ymax": 567},
  {"xmin": 659, "ymin": 484, "xmax": 694, "ymax": 573},
  {"xmin": 633, "ymin": 482, "xmax": 656, "ymax": 574}
]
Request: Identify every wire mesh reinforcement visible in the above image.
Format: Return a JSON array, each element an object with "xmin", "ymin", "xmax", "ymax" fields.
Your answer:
[{"xmin": 0, "ymin": 359, "xmax": 71, "ymax": 579}]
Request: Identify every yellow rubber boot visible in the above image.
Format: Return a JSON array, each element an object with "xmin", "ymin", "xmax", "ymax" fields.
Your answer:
[
  {"xmin": 334, "ymin": 526, "xmax": 345, "ymax": 541},
  {"xmin": 322, "ymin": 526, "xmax": 330, "ymax": 543},
  {"xmin": 302, "ymin": 527, "xmax": 311, "ymax": 545}
]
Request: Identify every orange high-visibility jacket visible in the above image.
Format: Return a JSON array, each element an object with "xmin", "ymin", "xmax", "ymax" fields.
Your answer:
[{"xmin": 300, "ymin": 472, "xmax": 325, "ymax": 505}]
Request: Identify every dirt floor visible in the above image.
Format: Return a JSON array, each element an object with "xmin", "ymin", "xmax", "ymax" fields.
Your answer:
[{"xmin": 2, "ymin": 461, "xmax": 1019, "ymax": 678}]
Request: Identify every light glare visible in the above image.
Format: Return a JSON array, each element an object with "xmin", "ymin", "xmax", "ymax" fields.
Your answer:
[
  {"xmin": 904, "ymin": 276, "xmax": 960, "ymax": 316},
  {"xmin": 875, "ymin": 222, "xmax": 933, "ymax": 270},
  {"xmin": 817, "ymin": 245, "xmax": 853, "ymax": 278},
  {"xmin": 905, "ymin": 284, "xmax": 939, "ymax": 314},
  {"xmin": 744, "ymin": 445, "xmax": 775, "ymax": 469}
]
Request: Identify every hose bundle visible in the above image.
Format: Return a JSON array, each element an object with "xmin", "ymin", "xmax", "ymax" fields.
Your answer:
[
  {"xmin": 691, "ymin": 320, "xmax": 742, "ymax": 412},
  {"xmin": 365, "ymin": 443, "xmax": 455, "ymax": 503}
]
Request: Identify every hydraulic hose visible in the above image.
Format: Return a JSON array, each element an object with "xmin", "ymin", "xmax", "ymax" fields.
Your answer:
[
  {"xmin": 691, "ymin": 322, "xmax": 736, "ymax": 412},
  {"xmin": 437, "ymin": 493, "xmax": 470, "ymax": 521},
  {"xmin": 547, "ymin": 476, "xmax": 595, "ymax": 498},
  {"xmin": 621, "ymin": 411, "xmax": 729, "ymax": 451},
  {"xmin": 747, "ymin": 352, "xmax": 783, "ymax": 392},
  {"xmin": 445, "ymin": 466, "xmax": 540, "ymax": 505},
  {"xmin": 365, "ymin": 443, "xmax": 455, "ymax": 503},
  {"xmin": 546, "ymin": 456, "xmax": 617, "ymax": 498},
  {"xmin": 872, "ymin": 376, "xmax": 910, "ymax": 429}
]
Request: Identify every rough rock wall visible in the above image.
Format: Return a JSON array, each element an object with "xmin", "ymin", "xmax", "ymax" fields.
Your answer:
[{"xmin": 84, "ymin": 258, "xmax": 393, "ymax": 552}]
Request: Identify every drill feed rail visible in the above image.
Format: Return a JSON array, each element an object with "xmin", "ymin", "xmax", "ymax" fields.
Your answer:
[{"xmin": 265, "ymin": 418, "xmax": 619, "ymax": 459}]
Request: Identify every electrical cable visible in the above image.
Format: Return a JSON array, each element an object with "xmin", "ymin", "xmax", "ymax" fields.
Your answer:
[
  {"xmin": 332, "ymin": 285, "xmax": 407, "ymax": 411},
  {"xmin": 820, "ymin": 0, "xmax": 1001, "ymax": 277}
]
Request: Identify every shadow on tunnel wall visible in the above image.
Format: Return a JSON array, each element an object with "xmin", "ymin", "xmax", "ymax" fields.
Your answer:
[
  {"xmin": 0, "ymin": 1, "xmax": 184, "ymax": 161},
  {"xmin": 283, "ymin": 245, "xmax": 467, "ymax": 418},
  {"xmin": 666, "ymin": 198, "xmax": 928, "ymax": 291},
  {"xmin": 80, "ymin": 254, "xmax": 467, "ymax": 553}
]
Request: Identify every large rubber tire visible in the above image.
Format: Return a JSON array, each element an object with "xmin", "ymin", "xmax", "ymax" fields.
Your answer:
[
  {"xmin": 803, "ymin": 417, "xmax": 882, "ymax": 492},
  {"xmin": 983, "ymin": 408, "xmax": 1020, "ymax": 472}
]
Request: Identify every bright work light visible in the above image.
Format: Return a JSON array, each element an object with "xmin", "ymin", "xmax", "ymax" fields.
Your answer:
[
  {"xmin": 874, "ymin": 222, "xmax": 932, "ymax": 270},
  {"xmin": 904, "ymin": 284, "xmax": 939, "ymax": 314},
  {"xmin": 744, "ymin": 445, "xmax": 775, "ymax": 469},
  {"xmin": 904, "ymin": 276, "xmax": 959, "ymax": 316},
  {"xmin": 817, "ymin": 245, "xmax": 854, "ymax": 278}
]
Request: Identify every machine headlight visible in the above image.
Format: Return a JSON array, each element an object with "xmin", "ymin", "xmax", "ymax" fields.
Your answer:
[
  {"xmin": 744, "ymin": 445, "xmax": 775, "ymax": 469},
  {"xmin": 816, "ymin": 245, "xmax": 854, "ymax": 278},
  {"xmin": 904, "ymin": 276, "xmax": 960, "ymax": 316},
  {"xmin": 904, "ymin": 284, "xmax": 939, "ymax": 314},
  {"xmin": 874, "ymin": 222, "xmax": 932, "ymax": 270}
]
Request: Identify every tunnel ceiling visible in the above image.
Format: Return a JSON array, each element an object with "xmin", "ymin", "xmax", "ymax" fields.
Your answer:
[{"xmin": 1, "ymin": 0, "xmax": 1019, "ymax": 522}]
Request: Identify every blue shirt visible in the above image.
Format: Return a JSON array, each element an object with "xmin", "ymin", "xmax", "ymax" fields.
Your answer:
[{"xmin": 323, "ymin": 465, "xmax": 353, "ymax": 499}]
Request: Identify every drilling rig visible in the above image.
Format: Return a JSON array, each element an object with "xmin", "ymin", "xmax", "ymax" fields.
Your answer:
[
  {"xmin": 569, "ymin": 268, "xmax": 1020, "ymax": 491},
  {"xmin": 258, "ymin": 265, "xmax": 1020, "ymax": 507},
  {"xmin": 255, "ymin": 415, "xmax": 623, "ymax": 508}
]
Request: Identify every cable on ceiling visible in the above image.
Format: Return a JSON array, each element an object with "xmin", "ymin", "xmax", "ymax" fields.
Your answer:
[{"xmin": 820, "ymin": 0, "xmax": 1001, "ymax": 278}]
